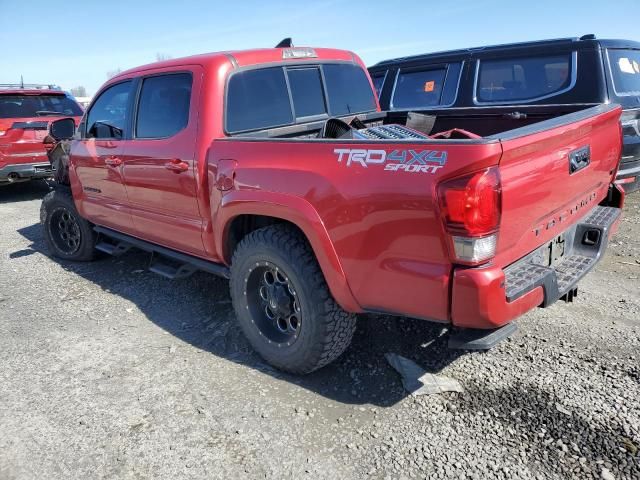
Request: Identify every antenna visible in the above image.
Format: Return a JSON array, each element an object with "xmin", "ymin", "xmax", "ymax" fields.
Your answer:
[
  {"xmin": 20, "ymin": 75, "xmax": 24, "ymax": 88},
  {"xmin": 275, "ymin": 38, "xmax": 293, "ymax": 48}
]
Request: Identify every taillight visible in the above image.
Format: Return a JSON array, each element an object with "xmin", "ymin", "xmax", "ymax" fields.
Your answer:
[{"xmin": 437, "ymin": 167, "xmax": 501, "ymax": 264}]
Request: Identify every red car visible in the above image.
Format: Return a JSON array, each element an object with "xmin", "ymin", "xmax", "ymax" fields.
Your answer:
[
  {"xmin": 41, "ymin": 44, "xmax": 624, "ymax": 373},
  {"xmin": 0, "ymin": 85, "xmax": 83, "ymax": 185}
]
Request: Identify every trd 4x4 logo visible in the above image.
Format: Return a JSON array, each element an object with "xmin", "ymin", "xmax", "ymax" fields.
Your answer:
[{"xmin": 333, "ymin": 148, "xmax": 447, "ymax": 173}]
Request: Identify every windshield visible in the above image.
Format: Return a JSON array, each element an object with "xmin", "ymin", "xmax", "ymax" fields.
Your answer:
[
  {"xmin": 0, "ymin": 94, "xmax": 83, "ymax": 119},
  {"xmin": 607, "ymin": 49, "xmax": 640, "ymax": 96}
]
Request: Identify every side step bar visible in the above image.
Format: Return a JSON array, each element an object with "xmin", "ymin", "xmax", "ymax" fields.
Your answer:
[
  {"xmin": 95, "ymin": 240, "xmax": 132, "ymax": 256},
  {"xmin": 94, "ymin": 226, "xmax": 230, "ymax": 280},
  {"xmin": 448, "ymin": 322, "xmax": 517, "ymax": 350}
]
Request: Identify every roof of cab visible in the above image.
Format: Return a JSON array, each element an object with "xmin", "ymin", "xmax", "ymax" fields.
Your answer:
[
  {"xmin": 369, "ymin": 37, "xmax": 640, "ymax": 70},
  {"xmin": 113, "ymin": 47, "xmax": 358, "ymax": 79}
]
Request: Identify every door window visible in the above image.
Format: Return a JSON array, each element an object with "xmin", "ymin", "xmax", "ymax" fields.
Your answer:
[
  {"xmin": 136, "ymin": 73, "xmax": 192, "ymax": 138},
  {"xmin": 476, "ymin": 54, "xmax": 573, "ymax": 103},
  {"xmin": 392, "ymin": 67, "xmax": 447, "ymax": 109},
  {"xmin": 86, "ymin": 81, "xmax": 132, "ymax": 139}
]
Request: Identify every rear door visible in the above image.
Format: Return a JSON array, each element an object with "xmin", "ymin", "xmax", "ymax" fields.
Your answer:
[
  {"xmin": 121, "ymin": 68, "xmax": 205, "ymax": 255},
  {"xmin": 72, "ymin": 80, "xmax": 135, "ymax": 234}
]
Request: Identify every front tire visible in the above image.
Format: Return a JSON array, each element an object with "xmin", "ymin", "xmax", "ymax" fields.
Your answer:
[
  {"xmin": 41, "ymin": 189, "xmax": 97, "ymax": 261},
  {"xmin": 230, "ymin": 225, "xmax": 356, "ymax": 374}
]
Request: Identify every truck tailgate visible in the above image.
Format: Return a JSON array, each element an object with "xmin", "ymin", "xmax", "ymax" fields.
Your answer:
[{"xmin": 492, "ymin": 104, "xmax": 622, "ymax": 268}]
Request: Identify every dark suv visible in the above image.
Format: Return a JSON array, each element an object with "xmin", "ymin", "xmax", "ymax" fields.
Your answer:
[{"xmin": 369, "ymin": 35, "xmax": 640, "ymax": 192}]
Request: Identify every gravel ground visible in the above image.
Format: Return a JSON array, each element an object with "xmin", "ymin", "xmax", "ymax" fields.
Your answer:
[{"xmin": 0, "ymin": 181, "xmax": 638, "ymax": 480}]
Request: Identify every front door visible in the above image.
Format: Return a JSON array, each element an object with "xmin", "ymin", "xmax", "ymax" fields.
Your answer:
[
  {"xmin": 121, "ymin": 69, "xmax": 205, "ymax": 256},
  {"xmin": 72, "ymin": 80, "xmax": 135, "ymax": 234}
]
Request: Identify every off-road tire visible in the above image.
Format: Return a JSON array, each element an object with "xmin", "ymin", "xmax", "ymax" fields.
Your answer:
[
  {"xmin": 230, "ymin": 225, "xmax": 356, "ymax": 374},
  {"xmin": 41, "ymin": 188, "xmax": 97, "ymax": 261}
]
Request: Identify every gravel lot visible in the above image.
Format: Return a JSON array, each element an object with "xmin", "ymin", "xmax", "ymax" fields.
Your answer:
[{"xmin": 1, "ymin": 181, "xmax": 638, "ymax": 480}]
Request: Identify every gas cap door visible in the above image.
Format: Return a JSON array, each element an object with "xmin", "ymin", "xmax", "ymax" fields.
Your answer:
[{"xmin": 216, "ymin": 159, "xmax": 237, "ymax": 191}]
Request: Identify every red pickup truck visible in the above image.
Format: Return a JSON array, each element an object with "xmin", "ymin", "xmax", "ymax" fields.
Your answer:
[{"xmin": 41, "ymin": 45, "xmax": 624, "ymax": 373}]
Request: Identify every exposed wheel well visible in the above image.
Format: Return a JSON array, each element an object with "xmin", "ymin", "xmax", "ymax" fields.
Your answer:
[{"xmin": 225, "ymin": 214, "xmax": 305, "ymax": 263}]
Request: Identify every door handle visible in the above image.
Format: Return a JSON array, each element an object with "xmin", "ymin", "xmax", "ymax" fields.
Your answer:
[
  {"xmin": 104, "ymin": 156, "xmax": 123, "ymax": 167},
  {"xmin": 165, "ymin": 159, "xmax": 189, "ymax": 173}
]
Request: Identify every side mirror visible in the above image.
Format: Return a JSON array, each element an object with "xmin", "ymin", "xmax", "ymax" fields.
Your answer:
[{"xmin": 49, "ymin": 117, "xmax": 76, "ymax": 141}]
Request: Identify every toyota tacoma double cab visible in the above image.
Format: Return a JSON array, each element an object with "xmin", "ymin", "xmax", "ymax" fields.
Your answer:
[
  {"xmin": 41, "ymin": 43, "xmax": 624, "ymax": 373},
  {"xmin": 369, "ymin": 35, "xmax": 640, "ymax": 193},
  {"xmin": 0, "ymin": 84, "xmax": 83, "ymax": 185}
]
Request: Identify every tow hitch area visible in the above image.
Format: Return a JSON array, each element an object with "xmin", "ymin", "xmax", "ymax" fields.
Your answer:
[{"xmin": 504, "ymin": 205, "xmax": 621, "ymax": 307}]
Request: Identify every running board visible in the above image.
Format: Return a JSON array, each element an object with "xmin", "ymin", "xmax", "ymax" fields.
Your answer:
[
  {"xmin": 93, "ymin": 226, "xmax": 230, "ymax": 279},
  {"xmin": 149, "ymin": 258, "xmax": 198, "ymax": 280},
  {"xmin": 95, "ymin": 240, "xmax": 132, "ymax": 256},
  {"xmin": 448, "ymin": 323, "xmax": 517, "ymax": 350}
]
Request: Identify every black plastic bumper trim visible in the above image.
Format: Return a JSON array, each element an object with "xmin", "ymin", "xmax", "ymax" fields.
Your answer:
[{"xmin": 0, "ymin": 162, "xmax": 52, "ymax": 182}]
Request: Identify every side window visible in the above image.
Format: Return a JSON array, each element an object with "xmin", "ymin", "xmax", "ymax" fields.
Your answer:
[
  {"xmin": 607, "ymin": 49, "xmax": 640, "ymax": 96},
  {"xmin": 287, "ymin": 67, "xmax": 326, "ymax": 119},
  {"xmin": 226, "ymin": 67, "xmax": 293, "ymax": 133},
  {"xmin": 391, "ymin": 64, "xmax": 463, "ymax": 109},
  {"xmin": 476, "ymin": 54, "xmax": 573, "ymax": 103},
  {"xmin": 86, "ymin": 81, "xmax": 132, "ymax": 139},
  {"xmin": 371, "ymin": 71, "xmax": 387, "ymax": 98},
  {"xmin": 136, "ymin": 73, "xmax": 192, "ymax": 139}
]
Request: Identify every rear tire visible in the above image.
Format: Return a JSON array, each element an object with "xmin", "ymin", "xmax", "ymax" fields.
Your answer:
[
  {"xmin": 230, "ymin": 225, "xmax": 356, "ymax": 374},
  {"xmin": 41, "ymin": 189, "xmax": 97, "ymax": 261}
]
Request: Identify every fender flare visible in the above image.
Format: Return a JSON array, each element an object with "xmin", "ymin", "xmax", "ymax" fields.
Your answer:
[{"xmin": 215, "ymin": 190, "xmax": 362, "ymax": 313}]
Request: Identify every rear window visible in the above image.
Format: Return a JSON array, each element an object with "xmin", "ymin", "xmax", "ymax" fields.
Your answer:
[
  {"xmin": 226, "ymin": 63, "xmax": 376, "ymax": 133},
  {"xmin": 323, "ymin": 64, "xmax": 377, "ymax": 116},
  {"xmin": 607, "ymin": 49, "xmax": 640, "ymax": 96},
  {"xmin": 476, "ymin": 54, "xmax": 573, "ymax": 103},
  {"xmin": 287, "ymin": 67, "xmax": 326, "ymax": 118},
  {"xmin": 226, "ymin": 67, "xmax": 293, "ymax": 133},
  {"xmin": 0, "ymin": 94, "xmax": 83, "ymax": 119}
]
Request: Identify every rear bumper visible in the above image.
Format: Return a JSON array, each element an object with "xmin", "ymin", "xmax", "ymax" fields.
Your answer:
[
  {"xmin": 0, "ymin": 162, "xmax": 52, "ymax": 184},
  {"xmin": 450, "ymin": 204, "xmax": 622, "ymax": 329}
]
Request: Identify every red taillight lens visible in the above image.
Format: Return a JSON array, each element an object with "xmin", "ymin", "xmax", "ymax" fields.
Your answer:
[{"xmin": 438, "ymin": 167, "xmax": 501, "ymax": 236}]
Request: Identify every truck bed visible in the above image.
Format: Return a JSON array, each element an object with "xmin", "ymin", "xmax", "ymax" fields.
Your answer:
[{"xmin": 210, "ymin": 103, "xmax": 622, "ymax": 326}]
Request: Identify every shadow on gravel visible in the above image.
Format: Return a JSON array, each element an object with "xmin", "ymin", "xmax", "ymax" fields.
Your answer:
[
  {"xmin": 16, "ymin": 221, "xmax": 471, "ymax": 407},
  {"xmin": 0, "ymin": 180, "xmax": 51, "ymax": 204},
  {"xmin": 458, "ymin": 384, "xmax": 639, "ymax": 478}
]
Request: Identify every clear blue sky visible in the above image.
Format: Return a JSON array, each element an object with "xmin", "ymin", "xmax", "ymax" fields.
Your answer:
[{"xmin": 2, "ymin": 0, "xmax": 639, "ymax": 96}]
